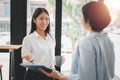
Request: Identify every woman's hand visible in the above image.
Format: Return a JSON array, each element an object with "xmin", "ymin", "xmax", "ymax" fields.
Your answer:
[
  {"xmin": 40, "ymin": 68, "xmax": 61, "ymax": 79},
  {"xmin": 22, "ymin": 53, "xmax": 34, "ymax": 62},
  {"xmin": 40, "ymin": 68, "xmax": 68, "ymax": 80}
]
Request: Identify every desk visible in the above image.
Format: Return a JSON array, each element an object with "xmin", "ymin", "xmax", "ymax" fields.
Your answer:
[{"xmin": 0, "ymin": 45, "xmax": 22, "ymax": 80}]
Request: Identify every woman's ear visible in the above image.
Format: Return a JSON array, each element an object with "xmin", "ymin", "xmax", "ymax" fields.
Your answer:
[
  {"xmin": 86, "ymin": 22, "xmax": 90, "ymax": 26},
  {"xmin": 33, "ymin": 18, "xmax": 36, "ymax": 23}
]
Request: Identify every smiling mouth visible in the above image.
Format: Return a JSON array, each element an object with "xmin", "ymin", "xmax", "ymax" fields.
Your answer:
[{"xmin": 41, "ymin": 26, "xmax": 46, "ymax": 29}]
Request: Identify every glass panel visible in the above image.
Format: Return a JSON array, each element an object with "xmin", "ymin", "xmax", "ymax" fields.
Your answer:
[
  {"xmin": 0, "ymin": 0, "xmax": 10, "ymax": 80},
  {"xmin": 61, "ymin": 0, "xmax": 88, "ymax": 75},
  {"xmin": 0, "ymin": 0, "xmax": 10, "ymax": 45},
  {"xmin": 61, "ymin": 0, "xmax": 120, "ymax": 77},
  {"xmin": 0, "ymin": 52, "xmax": 10, "ymax": 80},
  {"xmin": 105, "ymin": 0, "xmax": 120, "ymax": 78}
]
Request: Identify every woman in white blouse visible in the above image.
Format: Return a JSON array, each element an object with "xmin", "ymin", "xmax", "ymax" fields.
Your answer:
[{"xmin": 21, "ymin": 7, "xmax": 55, "ymax": 80}]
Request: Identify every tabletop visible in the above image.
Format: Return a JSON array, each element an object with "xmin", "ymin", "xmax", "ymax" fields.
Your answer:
[{"xmin": 0, "ymin": 45, "xmax": 22, "ymax": 50}]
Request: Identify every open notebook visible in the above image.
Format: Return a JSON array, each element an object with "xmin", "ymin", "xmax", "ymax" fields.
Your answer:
[{"xmin": 20, "ymin": 63, "xmax": 52, "ymax": 74}]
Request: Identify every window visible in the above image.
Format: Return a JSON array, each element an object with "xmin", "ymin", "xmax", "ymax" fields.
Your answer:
[
  {"xmin": 105, "ymin": 0, "xmax": 120, "ymax": 77},
  {"xmin": 4, "ymin": 3, "xmax": 10, "ymax": 17},
  {"xmin": 61, "ymin": 0, "xmax": 120, "ymax": 77},
  {"xmin": 61, "ymin": 0, "xmax": 86, "ymax": 75},
  {"xmin": 0, "ymin": 0, "xmax": 10, "ymax": 80}
]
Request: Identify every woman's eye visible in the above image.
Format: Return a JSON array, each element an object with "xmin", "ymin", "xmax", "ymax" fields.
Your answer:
[
  {"xmin": 46, "ymin": 18, "xmax": 49, "ymax": 20},
  {"xmin": 39, "ymin": 17, "xmax": 49, "ymax": 20},
  {"xmin": 40, "ymin": 18, "xmax": 44, "ymax": 20}
]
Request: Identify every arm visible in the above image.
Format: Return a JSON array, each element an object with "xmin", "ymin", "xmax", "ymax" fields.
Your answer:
[
  {"xmin": 76, "ymin": 42, "xmax": 96, "ymax": 80},
  {"xmin": 40, "ymin": 54, "xmax": 80, "ymax": 80},
  {"xmin": 40, "ymin": 69, "xmax": 68, "ymax": 80},
  {"xmin": 40, "ymin": 40, "xmax": 97, "ymax": 80},
  {"xmin": 22, "ymin": 53, "xmax": 34, "ymax": 62},
  {"xmin": 68, "ymin": 41, "xmax": 97, "ymax": 80},
  {"xmin": 39, "ymin": 46, "xmax": 80, "ymax": 80},
  {"xmin": 21, "ymin": 37, "xmax": 34, "ymax": 62}
]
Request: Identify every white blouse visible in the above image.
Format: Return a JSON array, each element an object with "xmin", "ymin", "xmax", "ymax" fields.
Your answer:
[{"xmin": 21, "ymin": 31, "xmax": 55, "ymax": 67}]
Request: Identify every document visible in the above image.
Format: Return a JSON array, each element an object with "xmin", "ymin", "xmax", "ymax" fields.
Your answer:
[{"xmin": 20, "ymin": 63, "xmax": 52, "ymax": 74}]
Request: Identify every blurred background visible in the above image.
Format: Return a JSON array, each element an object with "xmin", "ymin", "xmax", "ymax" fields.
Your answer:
[{"xmin": 0, "ymin": 0, "xmax": 120, "ymax": 80}]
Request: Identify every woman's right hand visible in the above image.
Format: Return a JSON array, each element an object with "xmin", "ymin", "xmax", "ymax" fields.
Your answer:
[
  {"xmin": 40, "ymin": 68, "xmax": 61, "ymax": 79},
  {"xmin": 40, "ymin": 68, "xmax": 68, "ymax": 80},
  {"xmin": 22, "ymin": 53, "xmax": 34, "ymax": 62}
]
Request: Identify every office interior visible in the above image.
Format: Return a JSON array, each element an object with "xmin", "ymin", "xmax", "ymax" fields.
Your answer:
[{"xmin": 0, "ymin": 0, "xmax": 120, "ymax": 80}]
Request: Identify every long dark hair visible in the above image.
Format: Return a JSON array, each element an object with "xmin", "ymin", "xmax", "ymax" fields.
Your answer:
[{"xmin": 30, "ymin": 7, "xmax": 50, "ymax": 34}]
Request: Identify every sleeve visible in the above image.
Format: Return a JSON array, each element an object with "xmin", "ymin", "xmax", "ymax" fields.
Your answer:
[
  {"xmin": 71, "ymin": 46, "xmax": 79, "ymax": 74},
  {"xmin": 21, "ymin": 36, "xmax": 32, "ymax": 57},
  {"xmin": 68, "ymin": 41, "xmax": 97, "ymax": 80}
]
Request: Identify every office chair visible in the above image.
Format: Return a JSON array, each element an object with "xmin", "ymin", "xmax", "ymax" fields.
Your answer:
[{"xmin": 0, "ymin": 65, "xmax": 3, "ymax": 80}]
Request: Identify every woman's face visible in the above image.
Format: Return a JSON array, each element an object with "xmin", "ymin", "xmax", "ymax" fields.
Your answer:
[{"xmin": 33, "ymin": 12, "xmax": 50, "ymax": 32}]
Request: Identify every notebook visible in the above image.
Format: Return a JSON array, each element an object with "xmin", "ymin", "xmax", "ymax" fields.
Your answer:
[{"xmin": 20, "ymin": 63, "xmax": 52, "ymax": 74}]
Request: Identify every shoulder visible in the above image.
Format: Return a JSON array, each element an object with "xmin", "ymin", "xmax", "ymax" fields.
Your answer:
[
  {"xmin": 22, "ymin": 33, "xmax": 34, "ymax": 42},
  {"xmin": 80, "ymin": 36, "xmax": 96, "ymax": 46},
  {"xmin": 78, "ymin": 36, "xmax": 97, "ymax": 51}
]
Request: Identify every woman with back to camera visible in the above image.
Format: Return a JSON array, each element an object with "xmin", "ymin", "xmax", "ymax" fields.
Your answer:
[
  {"xmin": 21, "ymin": 7, "xmax": 55, "ymax": 80},
  {"xmin": 40, "ymin": 1, "xmax": 115, "ymax": 80}
]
